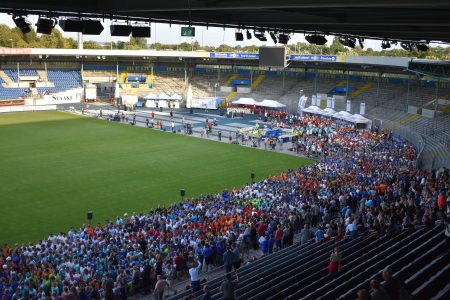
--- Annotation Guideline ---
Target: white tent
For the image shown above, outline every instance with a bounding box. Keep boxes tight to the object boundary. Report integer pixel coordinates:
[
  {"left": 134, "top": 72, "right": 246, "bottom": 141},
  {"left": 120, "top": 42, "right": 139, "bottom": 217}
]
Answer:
[
  {"left": 258, "top": 99, "right": 286, "bottom": 108},
  {"left": 302, "top": 105, "right": 323, "bottom": 114},
  {"left": 157, "top": 92, "right": 171, "bottom": 100},
  {"left": 333, "top": 110, "right": 353, "bottom": 121},
  {"left": 321, "top": 107, "right": 336, "bottom": 116},
  {"left": 232, "top": 98, "right": 257, "bottom": 106},
  {"left": 144, "top": 93, "right": 159, "bottom": 100},
  {"left": 170, "top": 93, "right": 183, "bottom": 101},
  {"left": 349, "top": 114, "right": 371, "bottom": 124}
]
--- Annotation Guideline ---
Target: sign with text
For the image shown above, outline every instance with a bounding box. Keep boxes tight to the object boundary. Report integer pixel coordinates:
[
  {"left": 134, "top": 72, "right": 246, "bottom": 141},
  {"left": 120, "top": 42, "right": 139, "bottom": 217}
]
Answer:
[
  {"left": 0, "top": 48, "right": 32, "bottom": 55},
  {"left": 209, "top": 52, "right": 259, "bottom": 59},
  {"left": 289, "top": 55, "right": 337, "bottom": 62},
  {"left": 38, "top": 89, "right": 83, "bottom": 105}
]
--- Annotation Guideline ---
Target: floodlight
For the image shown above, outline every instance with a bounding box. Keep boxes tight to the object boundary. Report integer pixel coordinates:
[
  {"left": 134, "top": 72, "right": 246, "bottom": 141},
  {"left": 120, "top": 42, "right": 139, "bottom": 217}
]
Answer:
[
  {"left": 36, "top": 17, "right": 57, "bottom": 35},
  {"left": 305, "top": 34, "right": 327, "bottom": 45},
  {"left": 278, "top": 34, "right": 290, "bottom": 45},
  {"left": 13, "top": 16, "right": 32, "bottom": 34},
  {"left": 269, "top": 32, "right": 277, "bottom": 44},
  {"left": 235, "top": 31, "right": 244, "bottom": 41},
  {"left": 416, "top": 43, "right": 429, "bottom": 51},
  {"left": 400, "top": 42, "right": 412, "bottom": 51},
  {"left": 381, "top": 41, "right": 391, "bottom": 49}
]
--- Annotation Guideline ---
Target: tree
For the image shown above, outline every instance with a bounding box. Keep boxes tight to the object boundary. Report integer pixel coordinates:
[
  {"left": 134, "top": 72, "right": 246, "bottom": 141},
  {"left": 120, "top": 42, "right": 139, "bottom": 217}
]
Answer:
[{"left": 83, "top": 40, "right": 103, "bottom": 49}]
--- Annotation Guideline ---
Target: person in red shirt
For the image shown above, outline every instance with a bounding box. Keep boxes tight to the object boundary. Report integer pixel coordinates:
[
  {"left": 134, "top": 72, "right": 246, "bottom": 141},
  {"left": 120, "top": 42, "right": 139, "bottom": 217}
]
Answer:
[
  {"left": 275, "top": 225, "right": 284, "bottom": 251},
  {"left": 437, "top": 192, "right": 445, "bottom": 208}
]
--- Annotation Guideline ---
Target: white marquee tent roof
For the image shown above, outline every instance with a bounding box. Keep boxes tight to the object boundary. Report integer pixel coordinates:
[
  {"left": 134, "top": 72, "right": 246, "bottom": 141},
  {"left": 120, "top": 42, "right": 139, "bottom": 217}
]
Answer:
[
  {"left": 333, "top": 110, "right": 353, "bottom": 120},
  {"left": 232, "top": 98, "right": 257, "bottom": 105},
  {"left": 157, "top": 92, "right": 171, "bottom": 100},
  {"left": 258, "top": 99, "right": 286, "bottom": 108},
  {"left": 144, "top": 93, "right": 159, "bottom": 99},
  {"left": 349, "top": 113, "right": 371, "bottom": 124},
  {"left": 170, "top": 93, "right": 183, "bottom": 100},
  {"left": 302, "top": 105, "right": 323, "bottom": 113}
]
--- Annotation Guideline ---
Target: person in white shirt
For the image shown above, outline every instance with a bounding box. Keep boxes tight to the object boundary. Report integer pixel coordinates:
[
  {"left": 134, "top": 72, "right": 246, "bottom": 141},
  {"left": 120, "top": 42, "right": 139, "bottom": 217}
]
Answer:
[{"left": 189, "top": 260, "right": 202, "bottom": 293}]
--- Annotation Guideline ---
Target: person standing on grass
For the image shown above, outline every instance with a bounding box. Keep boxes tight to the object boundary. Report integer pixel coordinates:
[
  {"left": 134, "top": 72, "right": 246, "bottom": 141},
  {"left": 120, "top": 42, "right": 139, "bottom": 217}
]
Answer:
[
  {"left": 171, "top": 121, "right": 175, "bottom": 132},
  {"left": 218, "top": 130, "right": 222, "bottom": 141}
]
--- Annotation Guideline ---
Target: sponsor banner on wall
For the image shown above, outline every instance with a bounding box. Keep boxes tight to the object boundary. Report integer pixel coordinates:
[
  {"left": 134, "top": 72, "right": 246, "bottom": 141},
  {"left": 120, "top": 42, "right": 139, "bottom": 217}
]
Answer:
[
  {"left": 37, "top": 89, "right": 83, "bottom": 105},
  {"left": 0, "top": 48, "right": 32, "bottom": 55},
  {"left": 289, "top": 55, "right": 337, "bottom": 62},
  {"left": 360, "top": 102, "right": 366, "bottom": 115},
  {"left": 188, "top": 97, "right": 220, "bottom": 109},
  {"left": 346, "top": 100, "right": 351, "bottom": 112},
  {"left": 327, "top": 97, "right": 332, "bottom": 108},
  {"left": 311, "top": 95, "right": 317, "bottom": 106},
  {"left": 298, "top": 95, "right": 308, "bottom": 114},
  {"left": 209, "top": 52, "right": 259, "bottom": 59}
]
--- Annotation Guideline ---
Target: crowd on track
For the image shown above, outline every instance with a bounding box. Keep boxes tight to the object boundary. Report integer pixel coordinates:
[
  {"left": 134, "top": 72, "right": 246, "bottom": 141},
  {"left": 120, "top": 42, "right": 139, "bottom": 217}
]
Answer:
[{"left": 1, "top": 114, "right": 449, "bottom": 300}]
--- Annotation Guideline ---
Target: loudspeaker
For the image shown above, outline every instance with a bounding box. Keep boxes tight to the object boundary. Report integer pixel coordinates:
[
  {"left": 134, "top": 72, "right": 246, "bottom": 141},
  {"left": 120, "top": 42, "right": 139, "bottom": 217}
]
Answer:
[
  {"left": 132, "top": 26, "right": 151, "bottom": 38},
  {"left": 83, "top": 20, "right": 104, "bottom": 35},
  {"left": 87, "top": 211, "right": 93, "bottom": 220},
  {"left": 110, "top": 25, "right": 132, "bottom": 36},
  {"left": 59, "top": 19, "right": 83, "bottom": 32},
  {"left": 180, "top": 189, "right": 185, "bottom": 197},
  {"left": 59, "top": 19, "right": 104, "bottom": 35}
]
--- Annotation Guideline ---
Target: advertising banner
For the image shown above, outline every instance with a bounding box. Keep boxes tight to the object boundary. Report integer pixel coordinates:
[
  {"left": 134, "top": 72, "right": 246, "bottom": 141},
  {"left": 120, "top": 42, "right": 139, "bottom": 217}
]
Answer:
[
  {"left": 360, "top": 102, "right": 366, "bottom": 115},
  {"left": 289, "top": 55, "right": 337, "bottom": 62},
  {"left": 37, "top": 89, "right": 83, "bottom": 105},
  {"left": 346, "top": 100, "right": 352, "bottom": 112}
]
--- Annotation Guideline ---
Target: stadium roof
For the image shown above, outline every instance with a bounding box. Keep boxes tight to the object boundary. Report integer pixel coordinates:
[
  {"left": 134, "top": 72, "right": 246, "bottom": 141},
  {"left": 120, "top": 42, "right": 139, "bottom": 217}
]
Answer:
[{"left": 1, "top": 0, "right": 450, "bottom": 43}]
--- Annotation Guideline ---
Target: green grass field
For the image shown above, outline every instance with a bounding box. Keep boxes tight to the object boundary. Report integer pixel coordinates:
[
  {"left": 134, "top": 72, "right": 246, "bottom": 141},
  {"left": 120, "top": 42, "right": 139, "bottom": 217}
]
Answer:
[{"left": 0, "top": 111, "right": 313, "bottom": 244}]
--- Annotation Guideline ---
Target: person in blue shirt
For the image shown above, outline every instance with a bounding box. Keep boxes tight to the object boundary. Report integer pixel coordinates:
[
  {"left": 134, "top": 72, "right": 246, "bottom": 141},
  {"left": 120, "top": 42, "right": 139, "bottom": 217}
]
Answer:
[
  {"left": 260, "top": 235, "right": 269, "bottom": 256},
  {"left": 315, "top": 225, "right": 325, "bottom": 243}
]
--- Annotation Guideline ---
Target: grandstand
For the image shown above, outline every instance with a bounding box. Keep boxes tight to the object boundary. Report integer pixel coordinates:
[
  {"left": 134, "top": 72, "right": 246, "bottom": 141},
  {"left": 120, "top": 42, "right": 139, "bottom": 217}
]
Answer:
[
  {"left": 0, "top": 1, "right": 449, "bottom": 299},
  {"left": 0, "top": 66, "right": 82, "bottom": 100},
  {"left": 168, "top": 224, "right": 449, "bottom": 300},
  {"left": 0, "top": 52, "right": 449, "bottom": 168}
]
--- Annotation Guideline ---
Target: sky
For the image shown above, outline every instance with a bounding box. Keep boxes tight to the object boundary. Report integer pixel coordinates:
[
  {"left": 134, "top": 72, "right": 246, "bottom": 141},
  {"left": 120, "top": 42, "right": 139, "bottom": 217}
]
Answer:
[{"left": 0, "top": 13, "right": 444, "bottom": 51}]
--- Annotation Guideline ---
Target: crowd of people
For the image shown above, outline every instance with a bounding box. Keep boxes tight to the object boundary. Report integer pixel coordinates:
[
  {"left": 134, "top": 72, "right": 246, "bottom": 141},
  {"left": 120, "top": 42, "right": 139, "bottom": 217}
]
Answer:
[{"left": 1, "top": 113, "right": 449, "bottom": 300}]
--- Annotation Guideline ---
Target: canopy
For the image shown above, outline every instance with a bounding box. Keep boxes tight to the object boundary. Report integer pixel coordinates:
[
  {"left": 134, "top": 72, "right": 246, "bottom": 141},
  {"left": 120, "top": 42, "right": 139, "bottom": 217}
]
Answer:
[
  {"left": 144, "top": 93, "right": 159, "bottom": 99},
  {"left": 158, "top": 92, "right": 171, "bottom": 100},
  {"left": 321, "top": 107, "right": 336, "bottom": 116},
  {"left": 349, "top": 114, "right": 371, "bottom": 124},
  {"left": 333, "top": 110, "right": 353, "bottom": 120},
  {"left": 170, "top": 93, "right": 183, "bottom": 101},
  {"left": 258, "top": 99, "right": 286, "bottom": 108},
  {"left": 232, "top": 98, "right": 258, "bottom": 106},
  {"left": 302, "top": 105, "right": 323, "bottom": 114}
]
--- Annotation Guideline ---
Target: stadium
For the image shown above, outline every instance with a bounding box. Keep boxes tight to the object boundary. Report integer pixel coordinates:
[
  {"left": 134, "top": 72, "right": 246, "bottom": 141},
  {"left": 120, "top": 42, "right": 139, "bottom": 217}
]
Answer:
[{"left": 0, "top": 1, "right": 449, "bottom": 300}]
